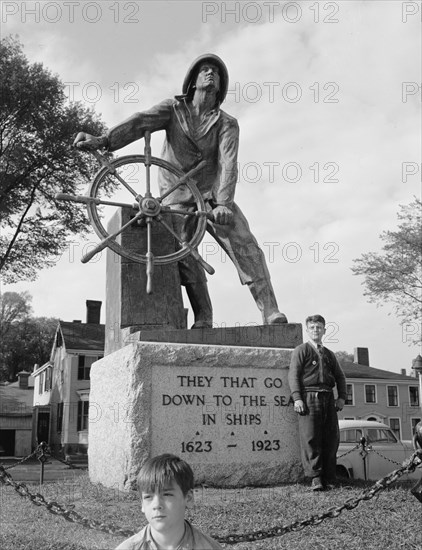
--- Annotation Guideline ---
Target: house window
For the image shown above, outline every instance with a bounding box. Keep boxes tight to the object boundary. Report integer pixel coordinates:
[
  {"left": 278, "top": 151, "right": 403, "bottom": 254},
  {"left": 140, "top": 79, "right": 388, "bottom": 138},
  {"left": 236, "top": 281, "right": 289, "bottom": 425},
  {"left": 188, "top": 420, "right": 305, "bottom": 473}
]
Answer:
[
  {"left": 39, "top": 372, "right": 44, "bottom": 394},
  {"left": 389, "top": 418, "right": 401, "bottom": 440},
  {"left": 77, "top": 401, "right": 89, "bottom": 431},
  {"left": 345, "top": 384, "right": 354, "bottom": 405},
  {"left": 56, "top": 331, "right": 63, "bottom": 347},
  {"left": 409, "top": 386, "right": 420, "bottom": 407},
  {"left": 44, "top": 368, "right": 52, "bottom": 392},
  {"left": 78, "top": 356, "right": 89, "bottom": 380},
  {"left": 57, "top": 402, "right": 63, "bottom": 433},
  {"left": 77, "top": 355, "right": 102, "bottom": 380},
  {"left": 365, "top": 384, "right": 376, "bottom": 404},
  {"left": 78, "top": 355, "right": 97, "bottom": 380},
  {"left": 387, "top": 385, "right": 399, "bottom": 407}
]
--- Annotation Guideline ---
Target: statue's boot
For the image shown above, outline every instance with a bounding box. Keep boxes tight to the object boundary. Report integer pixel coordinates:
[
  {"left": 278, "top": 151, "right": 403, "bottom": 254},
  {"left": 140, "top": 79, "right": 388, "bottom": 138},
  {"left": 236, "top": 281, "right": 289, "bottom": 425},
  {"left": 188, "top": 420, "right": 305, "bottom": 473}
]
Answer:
[
  {"left": 248, "top": 279, "right": 288, "bottom": 325},
  {"left": 185, "top": 282, "right": 213, "bottom": 329}
]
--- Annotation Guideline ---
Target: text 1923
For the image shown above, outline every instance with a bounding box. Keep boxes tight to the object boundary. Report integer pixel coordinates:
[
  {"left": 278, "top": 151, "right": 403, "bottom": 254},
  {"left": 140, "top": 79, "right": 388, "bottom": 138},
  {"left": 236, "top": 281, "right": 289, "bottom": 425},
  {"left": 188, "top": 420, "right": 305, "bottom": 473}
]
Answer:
[{"left": 252, "top": 439, "right": 281, "bottom": 451}]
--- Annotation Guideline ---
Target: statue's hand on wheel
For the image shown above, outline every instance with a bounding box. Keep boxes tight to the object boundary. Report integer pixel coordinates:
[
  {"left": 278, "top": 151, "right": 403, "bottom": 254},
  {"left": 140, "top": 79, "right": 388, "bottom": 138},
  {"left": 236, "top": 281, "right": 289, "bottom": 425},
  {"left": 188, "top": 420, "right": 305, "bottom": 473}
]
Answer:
[
  {"left": 211, "top": 205, "right": 233, "bottom": 225},
  {"left": 73, "top": 132, "right": 107, "bottom": 151}
]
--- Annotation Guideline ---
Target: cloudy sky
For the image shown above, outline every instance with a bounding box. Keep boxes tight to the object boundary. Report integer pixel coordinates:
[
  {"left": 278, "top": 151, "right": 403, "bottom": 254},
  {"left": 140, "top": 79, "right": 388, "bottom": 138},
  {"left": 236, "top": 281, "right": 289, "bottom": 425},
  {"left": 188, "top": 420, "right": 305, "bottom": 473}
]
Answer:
[{"left": 2, "top": 1, "right": 421, "bottom": 374}]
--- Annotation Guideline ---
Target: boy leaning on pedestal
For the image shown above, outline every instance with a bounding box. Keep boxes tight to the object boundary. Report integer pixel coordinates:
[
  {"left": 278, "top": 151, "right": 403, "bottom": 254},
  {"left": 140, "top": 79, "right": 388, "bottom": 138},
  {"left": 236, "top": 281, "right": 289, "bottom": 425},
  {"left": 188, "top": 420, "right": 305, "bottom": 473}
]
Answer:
[
  {"left": 115, "top": 454, "right": 223, "bottom": 550},
  {"left": 288, "top": 314, "right": 347, "bottom": 492}
]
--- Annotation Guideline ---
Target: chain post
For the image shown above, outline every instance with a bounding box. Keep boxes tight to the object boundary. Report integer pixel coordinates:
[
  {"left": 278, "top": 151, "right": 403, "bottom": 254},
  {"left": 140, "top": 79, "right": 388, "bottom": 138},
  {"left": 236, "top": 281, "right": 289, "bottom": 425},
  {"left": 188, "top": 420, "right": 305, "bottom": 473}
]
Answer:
[
  {"left": 359, "top": 436, "right": 368, "bottom": 481},
  {"left": 37, "top": 442, "right": 48, "bottom": 485}
]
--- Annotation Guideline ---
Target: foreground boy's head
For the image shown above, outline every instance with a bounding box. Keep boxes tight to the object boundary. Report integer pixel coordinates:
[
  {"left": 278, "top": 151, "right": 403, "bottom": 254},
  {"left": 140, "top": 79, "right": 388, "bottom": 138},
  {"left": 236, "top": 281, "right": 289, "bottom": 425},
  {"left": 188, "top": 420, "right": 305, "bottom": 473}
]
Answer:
[{"left": 137, "top": 454, "right": 194, "bottom": 538}]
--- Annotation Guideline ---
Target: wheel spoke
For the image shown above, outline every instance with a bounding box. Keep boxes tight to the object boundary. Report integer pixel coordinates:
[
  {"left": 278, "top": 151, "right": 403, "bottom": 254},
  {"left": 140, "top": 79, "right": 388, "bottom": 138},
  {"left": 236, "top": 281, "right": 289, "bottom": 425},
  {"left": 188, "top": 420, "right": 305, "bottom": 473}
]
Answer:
[
  {"left": 156, "top": 215, "right": 215, "bottom": 275},
  {"left": 81, "top": 211, "right": 144, "bottom": 263},
  {"left": 110, "top": 172, "right": 143, "bottom": 203},
  {"left": 144, "top": 131, "right": 152, "bottom": 197},
  {"left": 146, "top": 218, "right": 154, "bottom": 294},
  {"left": 91, "top": 150, "right": 144, "bottom": 202},
  {"left": 158, "top": 161, "right": 207, "bottom": 202},
  {"left": 55, "top": 193, "right": 137, "bottom": 209},
  {"left": 162, "top": 208, "right": 212, "bottom": 221},
  {"left": 160, "top": 208, "right": 195, "bottom": 216}
]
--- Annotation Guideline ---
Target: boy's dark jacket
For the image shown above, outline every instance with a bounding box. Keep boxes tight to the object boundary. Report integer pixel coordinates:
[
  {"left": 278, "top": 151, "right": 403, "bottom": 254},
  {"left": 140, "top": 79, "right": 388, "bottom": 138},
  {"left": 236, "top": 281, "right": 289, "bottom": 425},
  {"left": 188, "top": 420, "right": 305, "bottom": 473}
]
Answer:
[{"left": 288, "top": 342, "right": 347, "bottom": 402}]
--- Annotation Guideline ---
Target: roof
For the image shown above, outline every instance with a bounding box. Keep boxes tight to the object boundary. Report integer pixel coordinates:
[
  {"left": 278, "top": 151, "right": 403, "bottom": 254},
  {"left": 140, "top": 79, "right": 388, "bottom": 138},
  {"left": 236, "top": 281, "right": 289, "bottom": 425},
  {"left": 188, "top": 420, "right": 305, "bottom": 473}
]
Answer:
[
  {"left": 59, "top": 321, "right": 105, "bottom": 352},
  {"left": 0, "top": 383, "right": 34, "bottom": 416},
  {"left": 340, "top": 361, "right": 418, "bottom": 381},
  {"left": 339, "top": 419, "right": 390, "bottom": 430},
  {"left": 31, "top": 363, "right": 52, "bottom": 377}
]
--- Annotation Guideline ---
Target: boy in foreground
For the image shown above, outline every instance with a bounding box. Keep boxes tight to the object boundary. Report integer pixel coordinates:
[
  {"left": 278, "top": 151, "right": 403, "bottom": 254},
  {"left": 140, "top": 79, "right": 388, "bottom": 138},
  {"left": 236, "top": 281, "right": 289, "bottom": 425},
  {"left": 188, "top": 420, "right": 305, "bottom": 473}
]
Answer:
[{"left": 115, "top": 454, "right": 223, "bottom": 549}]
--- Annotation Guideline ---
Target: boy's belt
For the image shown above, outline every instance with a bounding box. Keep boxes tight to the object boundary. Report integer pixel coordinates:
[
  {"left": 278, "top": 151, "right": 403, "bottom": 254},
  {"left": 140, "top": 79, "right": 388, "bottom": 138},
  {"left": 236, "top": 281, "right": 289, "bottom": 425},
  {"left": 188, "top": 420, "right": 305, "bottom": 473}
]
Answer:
[{"left": 305, "top": 386, "right": 333, "bottom": 393}]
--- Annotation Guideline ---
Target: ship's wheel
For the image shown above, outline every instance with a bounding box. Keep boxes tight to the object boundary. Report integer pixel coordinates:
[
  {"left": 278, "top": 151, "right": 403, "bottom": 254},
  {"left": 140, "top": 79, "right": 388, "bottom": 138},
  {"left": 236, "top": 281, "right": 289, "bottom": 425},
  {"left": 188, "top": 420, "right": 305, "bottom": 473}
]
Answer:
[{"left": 55, "top": 131, "right": 214, "bottom": 293}]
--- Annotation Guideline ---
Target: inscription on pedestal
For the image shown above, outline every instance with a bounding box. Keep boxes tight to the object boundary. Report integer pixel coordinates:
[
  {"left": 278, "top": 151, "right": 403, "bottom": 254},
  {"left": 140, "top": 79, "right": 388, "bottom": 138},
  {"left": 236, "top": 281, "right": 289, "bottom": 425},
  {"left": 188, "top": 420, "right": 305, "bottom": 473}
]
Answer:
[{"left": 151, "top": 366, "right": 295, "bottom": 463}]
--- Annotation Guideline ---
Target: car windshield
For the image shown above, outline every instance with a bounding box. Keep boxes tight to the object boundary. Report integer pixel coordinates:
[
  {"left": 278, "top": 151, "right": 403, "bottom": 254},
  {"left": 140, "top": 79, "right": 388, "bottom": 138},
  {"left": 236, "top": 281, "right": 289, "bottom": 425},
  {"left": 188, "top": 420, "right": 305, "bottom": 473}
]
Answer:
[{"left": 366, "top": 428, "right": 397, "bottom": 444}]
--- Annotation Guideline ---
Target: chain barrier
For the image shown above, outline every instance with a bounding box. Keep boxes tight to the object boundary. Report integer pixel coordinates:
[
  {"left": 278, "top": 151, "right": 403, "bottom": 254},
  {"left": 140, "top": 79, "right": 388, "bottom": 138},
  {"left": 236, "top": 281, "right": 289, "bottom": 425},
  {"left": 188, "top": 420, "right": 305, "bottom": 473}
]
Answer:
[
  {"left": 0, "top": 442, "right": 86, "bottom": 472},
  {"left": 0, "top": 449, "right": 421, "bottom": 544},
  {"left": 369, "top": 446, "right": 403, "bottom": 467},
  {"left": 0, "top": 444, "right": 43, "bottom": 471},
  {"left": 0, "top": 463, "right": 137, "bottom": 538},
  {"left": 46, "top": 445, "right": 88, "bottom": 470},
  {"left": 212, "top": 450, "right": 422, "bottom": 545},
  {"left": 337, "top": 440, "right": 415, "bottom": 472},
  {"left": 336, "top": 443, "right": 360, "bottom": 459}
]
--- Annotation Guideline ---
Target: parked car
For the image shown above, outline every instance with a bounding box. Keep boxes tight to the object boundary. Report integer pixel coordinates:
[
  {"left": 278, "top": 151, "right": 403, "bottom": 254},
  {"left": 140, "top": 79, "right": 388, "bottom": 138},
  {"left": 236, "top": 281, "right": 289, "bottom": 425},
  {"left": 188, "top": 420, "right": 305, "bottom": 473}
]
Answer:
[{"left": 336, "top": 420, "right": 420, "bottom": 481}]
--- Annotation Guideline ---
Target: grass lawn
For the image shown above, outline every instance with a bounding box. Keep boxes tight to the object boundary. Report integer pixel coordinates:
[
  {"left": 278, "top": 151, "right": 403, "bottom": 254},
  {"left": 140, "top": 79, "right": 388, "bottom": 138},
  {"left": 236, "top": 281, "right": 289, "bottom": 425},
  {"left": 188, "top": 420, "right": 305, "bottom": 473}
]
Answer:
[{"left": 1, "top": 470, "right": 421, "bottom": 550}]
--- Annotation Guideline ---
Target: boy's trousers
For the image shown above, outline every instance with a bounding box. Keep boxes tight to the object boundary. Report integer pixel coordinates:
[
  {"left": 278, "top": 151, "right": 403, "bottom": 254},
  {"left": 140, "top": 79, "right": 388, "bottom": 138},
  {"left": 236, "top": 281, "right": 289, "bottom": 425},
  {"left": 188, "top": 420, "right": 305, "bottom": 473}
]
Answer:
[{"left": 298, "top": 391, "right": 340, "bottom": 480}]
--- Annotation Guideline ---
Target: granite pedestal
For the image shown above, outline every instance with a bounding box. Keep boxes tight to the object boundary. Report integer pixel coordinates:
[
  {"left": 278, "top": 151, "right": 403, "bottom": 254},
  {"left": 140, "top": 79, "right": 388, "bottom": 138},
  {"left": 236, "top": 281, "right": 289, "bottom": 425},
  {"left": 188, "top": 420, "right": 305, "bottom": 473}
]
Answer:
[{"left": 88, "top": 340, "right": 303, "bottom": 491}]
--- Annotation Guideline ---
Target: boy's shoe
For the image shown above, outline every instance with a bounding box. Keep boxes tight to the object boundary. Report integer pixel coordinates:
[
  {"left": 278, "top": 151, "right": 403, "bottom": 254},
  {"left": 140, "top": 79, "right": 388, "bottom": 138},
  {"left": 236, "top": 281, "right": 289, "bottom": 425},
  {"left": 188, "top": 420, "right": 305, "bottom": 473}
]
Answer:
[
  {"left": 311, "top": 476, "right": 324, "bottom": 491},
  {"left": 324, "top": 479, "right": 338, "bottom": 490}
]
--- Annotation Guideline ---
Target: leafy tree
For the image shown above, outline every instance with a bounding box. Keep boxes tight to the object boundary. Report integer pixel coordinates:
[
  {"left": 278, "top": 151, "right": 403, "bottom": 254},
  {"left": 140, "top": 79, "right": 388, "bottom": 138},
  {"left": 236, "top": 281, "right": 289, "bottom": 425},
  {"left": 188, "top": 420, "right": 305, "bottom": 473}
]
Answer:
[
  {"left": 0, "top": 291, "right": 32, "bottom": 380},
  {"left": 0, "top": 316, "right": 58, "bottom": 381},
  {"left": 352, "top": 198, "right": 422, "bottom": 344},
  {"left": 0, "top": 291, "right": 57, "bottom": 381},
  {"left": 0, "top": 290, "right": 32, "bottom": 341},
  {"left": 0, "top": 36, "right": 107, "bottom": 283}
]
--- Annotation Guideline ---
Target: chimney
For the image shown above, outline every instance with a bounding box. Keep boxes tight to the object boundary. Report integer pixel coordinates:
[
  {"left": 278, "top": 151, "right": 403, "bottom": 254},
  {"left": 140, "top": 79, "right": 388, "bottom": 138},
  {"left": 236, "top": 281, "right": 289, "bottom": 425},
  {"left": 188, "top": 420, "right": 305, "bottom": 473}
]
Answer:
[
  {"left": 18, "top": 370, "right": 30, "bottom": 389},
  {"left": 401, "top": 368, "right": 406, "bottom": 376},
  {"left": 354, "top": 347, "right": 369, "bottom": 366},
  {"left": 86, "top": 300, "right": 102, "bottom": 324}
]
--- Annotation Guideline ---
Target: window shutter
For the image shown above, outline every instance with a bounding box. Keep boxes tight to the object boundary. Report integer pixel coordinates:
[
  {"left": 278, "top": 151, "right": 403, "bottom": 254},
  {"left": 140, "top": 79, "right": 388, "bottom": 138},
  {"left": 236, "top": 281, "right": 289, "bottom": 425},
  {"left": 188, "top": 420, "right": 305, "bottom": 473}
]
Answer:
[
  {"left": 78, "top": 356, "right": 85, "bottom": 380},
  {"left": 77, "top": 401, "right": 82, "bottom": 431}
]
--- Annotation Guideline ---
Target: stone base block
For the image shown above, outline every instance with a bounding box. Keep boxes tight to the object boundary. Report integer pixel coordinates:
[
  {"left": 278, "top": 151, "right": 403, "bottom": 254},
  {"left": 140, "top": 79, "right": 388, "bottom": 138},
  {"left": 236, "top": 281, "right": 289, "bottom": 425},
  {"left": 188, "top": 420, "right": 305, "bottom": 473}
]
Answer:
[
  {"left": 89, "top": 342, "right": 303, "bottom": 491},
  {"left": 105, "top": 208, "right": 187, "bottom": 356},
  {"left": 129, "top": 323, "right": 302, "bottom": 349}
]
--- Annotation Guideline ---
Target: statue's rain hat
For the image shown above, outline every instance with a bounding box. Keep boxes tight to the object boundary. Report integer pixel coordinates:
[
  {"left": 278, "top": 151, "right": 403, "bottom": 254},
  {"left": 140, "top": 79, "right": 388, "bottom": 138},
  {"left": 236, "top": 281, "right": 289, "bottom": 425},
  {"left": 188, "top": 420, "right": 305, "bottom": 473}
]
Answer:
[{"left": 182, "top": 54, "right": 229, "bottom": 104}]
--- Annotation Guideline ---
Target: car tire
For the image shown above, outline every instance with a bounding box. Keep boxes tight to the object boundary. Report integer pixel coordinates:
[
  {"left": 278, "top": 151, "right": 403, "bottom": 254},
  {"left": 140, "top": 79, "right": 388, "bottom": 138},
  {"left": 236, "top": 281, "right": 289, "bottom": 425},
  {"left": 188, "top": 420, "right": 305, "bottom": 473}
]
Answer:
[{"left": 336, "top": 465, "right": 351, "bottom": 479}]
